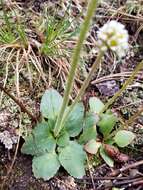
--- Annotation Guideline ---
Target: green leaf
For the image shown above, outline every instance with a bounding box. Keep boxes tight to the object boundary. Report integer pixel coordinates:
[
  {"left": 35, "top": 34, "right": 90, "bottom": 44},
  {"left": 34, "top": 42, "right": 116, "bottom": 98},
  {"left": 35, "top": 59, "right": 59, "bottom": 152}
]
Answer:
[
  {"left": 57, "top": 131, "right": 70, "bottom": 147},
  {"left": 89, "top": 97, "right": 105, "bottom": 114},
  {"left": 40, "top": 89, "right": 63, "bottom": 119},
  {"left": 79, "top": 124, "right": 97, "bottom": 144},
  {"left": 59, "top": 141, "right": 86, "bottom": 178},
  {"left": 21, "top": 122, "right": 56, "bottom": 156},
  {"left": 79, "top": 112, "right": 98, "bottom": 144},
  {"left": 32, "top": 152, "right": 60, "bottom": 180},
  {"left": 84, "top": 140, "right": 101, "bottom": 154},
  {"left": 105, "top": 138, "right": 114, "bottom": 145},
  {"left": 98, "top": 112, "right": 118, "bottom": 137},
  {"left": 64, "top": 103, "right": 84, "bottom": 137},
  {"left": 100, "top": 146, "right": 114, "bottom": 167},
  {"left": 83, "top": 112, "right": 99, "bottom": 130},
  {"left": 47, "top": 119, "right": 56, "bottom": 131},
  {"left": 114, "top": 130, "right": 135, "bottom": 147}
]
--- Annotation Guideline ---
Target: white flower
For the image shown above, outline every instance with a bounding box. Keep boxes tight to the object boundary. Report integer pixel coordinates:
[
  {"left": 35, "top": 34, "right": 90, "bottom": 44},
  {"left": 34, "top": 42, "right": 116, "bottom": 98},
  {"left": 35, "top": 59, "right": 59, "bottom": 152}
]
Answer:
[{"left": 97, "top": 20, "right": 129, "bottom": 57}]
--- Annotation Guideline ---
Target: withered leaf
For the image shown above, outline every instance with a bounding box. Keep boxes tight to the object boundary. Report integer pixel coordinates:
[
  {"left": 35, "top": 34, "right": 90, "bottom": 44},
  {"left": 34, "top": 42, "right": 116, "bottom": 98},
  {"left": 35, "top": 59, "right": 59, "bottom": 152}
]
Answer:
[
  {"left": 96, "top": 80, "right": 119, "bottom": 97},
  {"left": 103, "top": 144, "right": 129, "bottom": 163}
]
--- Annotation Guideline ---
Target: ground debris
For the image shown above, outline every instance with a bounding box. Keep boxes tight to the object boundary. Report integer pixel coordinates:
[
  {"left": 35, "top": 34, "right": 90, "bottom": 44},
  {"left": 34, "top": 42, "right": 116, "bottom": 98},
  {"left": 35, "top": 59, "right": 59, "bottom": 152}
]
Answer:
[
  {"left": 0, "top": 130, "right": 18, "bottom": 150},
  {"left": 96, "top": 80, "right": 119, "bottom": 97},
  {"left": 0, "top": 109, "right": 11, "bottom": 129}
]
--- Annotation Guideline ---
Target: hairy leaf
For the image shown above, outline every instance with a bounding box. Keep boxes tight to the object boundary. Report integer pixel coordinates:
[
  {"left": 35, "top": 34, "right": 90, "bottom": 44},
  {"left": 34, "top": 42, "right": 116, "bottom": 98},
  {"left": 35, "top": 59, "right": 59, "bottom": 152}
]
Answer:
[
  {"left": 64, "top": 103, "right": 84, "bottom": 137},
  {"left": 21, "top": 122, "right": 56, "bottom": 155},
  {"left": 32, "top": 152, "right": 60, "bottom": 180},
  {"left": 59, "top": 141, "right": 86, "bottom": 178},
  {"left": 40, "top": 89, "right": 63, "bottom": 119},
  {"left": 57, "top": 130, "right": 70, "bottom": 147}
]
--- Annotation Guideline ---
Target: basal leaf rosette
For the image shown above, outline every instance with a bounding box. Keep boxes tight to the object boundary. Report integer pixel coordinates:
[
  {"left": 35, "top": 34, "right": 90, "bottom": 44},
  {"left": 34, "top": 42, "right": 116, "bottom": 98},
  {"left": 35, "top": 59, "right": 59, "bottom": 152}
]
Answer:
[{"left": 97, "top": 20, "right": 129, "bottom": 57}]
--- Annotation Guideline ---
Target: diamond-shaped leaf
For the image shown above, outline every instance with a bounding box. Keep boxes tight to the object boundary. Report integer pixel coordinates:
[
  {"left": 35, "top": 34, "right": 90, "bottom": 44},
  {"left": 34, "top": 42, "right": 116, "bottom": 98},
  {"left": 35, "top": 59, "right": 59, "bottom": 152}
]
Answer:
[
  {"left": 114, "top": 130, "right": 135, "bottom": 147},
  {"left": 40, "top": 89, "right": 63, "bottom": 119},
  {"left": 89, "top": 97, "right": 104, "bottom": 114},
  {"left": 32, "top": 152, "right": 60, "bottom": 180},
  {"left": 21, "top": 122, "right": 56, "bottom": 156},
  {"left": 64, "top": 103, "right": 84, "bottom": 137},
  {"left": 59, "top": 141, "right": 86, "bottom": 178}
]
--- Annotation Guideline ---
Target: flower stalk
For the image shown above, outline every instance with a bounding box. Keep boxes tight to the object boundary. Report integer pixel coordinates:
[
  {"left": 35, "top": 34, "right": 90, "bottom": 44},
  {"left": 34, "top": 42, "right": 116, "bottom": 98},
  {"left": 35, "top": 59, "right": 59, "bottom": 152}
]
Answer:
[
  {"left": 54, "top": 0, "right": 99, "bottom": 137},
  {"left": 61, "top": 50, "right": 104, "bottom": 126}
]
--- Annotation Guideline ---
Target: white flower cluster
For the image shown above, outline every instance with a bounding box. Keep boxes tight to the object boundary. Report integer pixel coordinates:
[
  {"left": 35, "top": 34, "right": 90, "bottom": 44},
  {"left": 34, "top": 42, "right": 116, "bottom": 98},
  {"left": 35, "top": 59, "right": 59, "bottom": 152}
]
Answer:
[
  {"left": 0, "top": 130, "right": 18, "bottom": 150},
  {"left": 97, "top": 20, "right": 129, "bottom": 57}
]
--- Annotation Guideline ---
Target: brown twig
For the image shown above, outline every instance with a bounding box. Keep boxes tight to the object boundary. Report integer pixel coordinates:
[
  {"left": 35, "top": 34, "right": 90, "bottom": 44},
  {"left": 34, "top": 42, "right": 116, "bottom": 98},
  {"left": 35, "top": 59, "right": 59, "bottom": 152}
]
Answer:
[
  {"left": 114, "top": 177, "right": 143, "bottom": 186},
  {"left": 91, "top": 71, "right": 143, "bottom": 85},
  {"left": 83, "top": 176, "right": 139, "bottom": 181},
  {"left": 132, "top": 180, "right": 143, "bottom": 186},
  {"left": 76, "top": 176, "right": 143, "bottom": 188},
  {"left": 0, "top": 84, "right": 37, "bottom": 122},
  {"left": 110, "top": 160, "right": 143, "bottom": 177}
]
